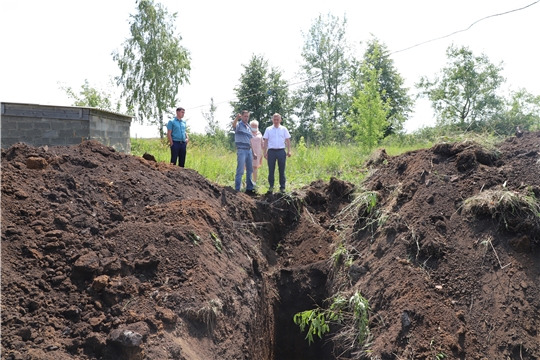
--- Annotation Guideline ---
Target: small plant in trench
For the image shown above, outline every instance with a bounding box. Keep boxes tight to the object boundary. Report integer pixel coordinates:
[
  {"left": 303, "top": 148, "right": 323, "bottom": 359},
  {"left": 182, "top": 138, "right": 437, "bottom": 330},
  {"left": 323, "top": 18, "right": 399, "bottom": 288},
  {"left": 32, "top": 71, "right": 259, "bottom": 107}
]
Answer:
[
  {"left": 293, "top": 291, "right": 370, "bottom": 348},
  {"left": 332, "top": 190, "right": 384, "bottom": 238},
  {"left": 189, "top": 231, "right": 201, "bottom": 245},
  {"left": 331, "top": 242, "right": 352, "bottom": 268},
  {"left": 335, "top": 190, "right": 378, "bottom": 224},
  {"left": 429, "top": 338, "right": 447, "bottom": 359},
  {"left": 332, "top": 242, "right": 355, "bottom": 268},
  {"left": 210, "top": 232, "right": 222, "bottom": 253}
]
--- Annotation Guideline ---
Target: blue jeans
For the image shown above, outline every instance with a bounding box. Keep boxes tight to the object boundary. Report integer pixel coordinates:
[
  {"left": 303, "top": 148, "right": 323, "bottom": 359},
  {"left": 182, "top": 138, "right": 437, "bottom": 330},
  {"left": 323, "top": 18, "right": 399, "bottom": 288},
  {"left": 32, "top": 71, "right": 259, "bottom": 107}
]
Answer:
[
  {"left": 267, "top": 149, "right": 286, "bottom": 190},
  {"left": 235, "top": 148, "right": 254, "bottom": 191},
  {"left": 170, "top": 141, "right": 187, "bottom": 167}
]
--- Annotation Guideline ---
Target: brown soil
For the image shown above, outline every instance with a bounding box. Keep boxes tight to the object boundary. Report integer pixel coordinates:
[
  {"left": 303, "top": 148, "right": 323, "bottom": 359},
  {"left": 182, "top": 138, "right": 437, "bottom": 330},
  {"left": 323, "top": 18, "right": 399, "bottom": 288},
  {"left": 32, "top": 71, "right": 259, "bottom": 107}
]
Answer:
[{"left": 1, "top": 133, "right": 539, "bottom": 360}]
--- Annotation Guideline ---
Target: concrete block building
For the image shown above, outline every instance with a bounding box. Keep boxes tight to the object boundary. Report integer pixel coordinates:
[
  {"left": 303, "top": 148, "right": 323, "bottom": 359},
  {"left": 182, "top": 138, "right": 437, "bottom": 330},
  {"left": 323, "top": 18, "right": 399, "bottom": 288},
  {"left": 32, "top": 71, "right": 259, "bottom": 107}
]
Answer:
[{"left": 0, "top": 102, "right": 133, "bottom": 153}]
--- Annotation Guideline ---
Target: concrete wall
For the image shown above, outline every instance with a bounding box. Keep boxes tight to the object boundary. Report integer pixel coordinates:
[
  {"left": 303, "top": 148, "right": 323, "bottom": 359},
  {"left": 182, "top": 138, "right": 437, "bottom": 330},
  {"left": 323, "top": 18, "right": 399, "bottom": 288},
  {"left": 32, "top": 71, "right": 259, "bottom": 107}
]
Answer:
[
  {"left": 1, "top": 102, "right": 132, "bottom": 153},
  {"left": 88, "top": 111, "right": 132, "bottom": 153}
]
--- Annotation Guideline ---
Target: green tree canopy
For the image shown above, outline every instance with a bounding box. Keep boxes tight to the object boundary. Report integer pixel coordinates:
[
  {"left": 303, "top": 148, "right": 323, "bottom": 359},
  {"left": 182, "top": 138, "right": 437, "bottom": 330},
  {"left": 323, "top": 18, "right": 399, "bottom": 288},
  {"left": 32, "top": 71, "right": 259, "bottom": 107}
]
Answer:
[
  {"left": 351, "top": 38, "right": 413, "bottom": 136},
  {"left": 346, "top": 65, "right": 389, "bottom": 151},
  {"left": 492, "top": 88, "right": 540, "bottom": 134},
  {"left": 294, "top": 13, "right": 351, "bottom": 143},
  {"left": 266, "top": 68, "right": 293, "bottom": 126},
  {"left": 230, "top": 54, "right": 292, "bottom": 128},
  {"left": 416, "top": 44, "right": 505, "bottom": 131},
  {"left": 59, "top": 79, "right": 121, "bottom": 112},
  {"left": 113, "top": 0, "right": 191, "bottom": 138},
  {"left": 202, "top": 98, "right": 220, "bottom": 136},
  {"left": 201, "top": 97, "right": 228, "bottom": 146}
]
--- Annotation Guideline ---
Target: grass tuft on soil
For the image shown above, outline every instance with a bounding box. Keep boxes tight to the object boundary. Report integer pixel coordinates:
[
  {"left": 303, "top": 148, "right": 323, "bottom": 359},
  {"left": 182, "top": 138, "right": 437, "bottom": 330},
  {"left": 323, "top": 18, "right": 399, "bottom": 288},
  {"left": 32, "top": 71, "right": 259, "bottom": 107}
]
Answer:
[{"left": 462, "top": 189, "right": 540, "bottom": 235}]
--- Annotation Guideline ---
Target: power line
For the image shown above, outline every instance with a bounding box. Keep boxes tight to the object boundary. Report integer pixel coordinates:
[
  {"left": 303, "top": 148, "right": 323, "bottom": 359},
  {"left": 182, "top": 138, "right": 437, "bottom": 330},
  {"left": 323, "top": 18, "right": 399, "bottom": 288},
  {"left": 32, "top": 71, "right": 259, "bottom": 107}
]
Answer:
[
  {"left": 390, "top": 0, "right": 539, "bottom": 55},
  {"left": 187, "top": 1, "right": 538, "bottom": 113}
]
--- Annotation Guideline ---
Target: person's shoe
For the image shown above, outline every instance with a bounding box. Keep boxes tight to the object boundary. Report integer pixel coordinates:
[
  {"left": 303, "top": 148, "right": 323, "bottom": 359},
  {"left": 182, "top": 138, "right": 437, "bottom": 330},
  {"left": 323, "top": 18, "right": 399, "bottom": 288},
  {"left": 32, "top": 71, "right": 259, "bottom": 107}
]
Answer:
[
  {"left": 245, "top": 189, "right": 257, "bottom": 196},
  {"left": 266, "top": 187, "right": 274, "bottom": 194},
  {"left": 279, "top": 188, "right": 286, "bottom": 193}
]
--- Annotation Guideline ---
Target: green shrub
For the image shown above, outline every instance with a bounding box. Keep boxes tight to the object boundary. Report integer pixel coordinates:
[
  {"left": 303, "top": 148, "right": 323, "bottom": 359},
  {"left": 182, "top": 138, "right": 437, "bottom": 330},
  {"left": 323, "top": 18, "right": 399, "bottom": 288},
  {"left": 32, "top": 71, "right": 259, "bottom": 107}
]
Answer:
[{"left": 293, "top": 291, "right": 370, "bottom": 347}]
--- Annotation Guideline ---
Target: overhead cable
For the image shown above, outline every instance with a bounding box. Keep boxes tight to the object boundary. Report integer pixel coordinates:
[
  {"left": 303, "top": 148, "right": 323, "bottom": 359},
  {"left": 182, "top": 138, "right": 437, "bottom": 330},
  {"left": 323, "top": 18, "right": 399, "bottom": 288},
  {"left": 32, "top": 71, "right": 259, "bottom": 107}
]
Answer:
[
  {"left": 187, "top": 1, "right": 539, "bottom": 112},
  {"left": 390, "top": 0, "right": 539, "bottom": 55}
]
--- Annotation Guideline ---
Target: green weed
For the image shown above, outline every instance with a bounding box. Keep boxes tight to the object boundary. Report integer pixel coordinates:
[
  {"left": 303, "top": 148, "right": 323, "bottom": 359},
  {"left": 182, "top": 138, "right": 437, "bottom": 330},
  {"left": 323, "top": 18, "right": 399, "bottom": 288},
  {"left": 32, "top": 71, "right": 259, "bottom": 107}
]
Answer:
[
  {"left": 293, "top": 291, "right": 370, "bottom": 348},
  {"left": 188, "top": 231, "right": 201, "bottom": 245},
  {"left": 331, "top": 243, "right": 351, "bottom": 268},
  {"left": 210, "top": 232, "right": 222, "bottom": 253}
]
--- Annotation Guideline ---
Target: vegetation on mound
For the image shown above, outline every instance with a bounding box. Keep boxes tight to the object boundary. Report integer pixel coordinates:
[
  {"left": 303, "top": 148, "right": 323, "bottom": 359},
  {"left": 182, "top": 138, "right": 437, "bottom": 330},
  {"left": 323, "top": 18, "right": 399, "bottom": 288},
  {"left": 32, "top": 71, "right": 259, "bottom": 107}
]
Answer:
[{"left": 462, "top": 188, "right": 540, "bottom": 237}]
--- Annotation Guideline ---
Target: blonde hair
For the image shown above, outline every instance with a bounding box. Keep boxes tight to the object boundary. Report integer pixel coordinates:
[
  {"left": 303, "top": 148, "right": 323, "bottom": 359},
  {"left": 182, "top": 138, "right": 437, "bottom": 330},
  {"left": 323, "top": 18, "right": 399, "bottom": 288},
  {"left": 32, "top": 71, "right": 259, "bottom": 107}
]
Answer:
[{"left": 250, "top": 120, "right": 259, "bottom": 127}]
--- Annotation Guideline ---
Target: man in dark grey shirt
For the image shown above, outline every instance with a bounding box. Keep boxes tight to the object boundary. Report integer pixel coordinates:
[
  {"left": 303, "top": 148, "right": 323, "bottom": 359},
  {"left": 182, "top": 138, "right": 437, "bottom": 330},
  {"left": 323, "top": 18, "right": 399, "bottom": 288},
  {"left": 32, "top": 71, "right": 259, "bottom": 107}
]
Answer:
[{"left": 232, "top": 110, "right": 257, "bottom": 194}]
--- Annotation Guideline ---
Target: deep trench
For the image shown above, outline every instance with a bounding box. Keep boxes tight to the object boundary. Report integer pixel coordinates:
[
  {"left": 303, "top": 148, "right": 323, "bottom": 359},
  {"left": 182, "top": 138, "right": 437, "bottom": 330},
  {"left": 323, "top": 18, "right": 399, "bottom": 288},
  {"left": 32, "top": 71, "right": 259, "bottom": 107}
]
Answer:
[
  {"left": 254, "top": 205, "right": 335, "bottom": 360},
  {"left": 272, "top": 263, "right": 332, "bottom": 359}
]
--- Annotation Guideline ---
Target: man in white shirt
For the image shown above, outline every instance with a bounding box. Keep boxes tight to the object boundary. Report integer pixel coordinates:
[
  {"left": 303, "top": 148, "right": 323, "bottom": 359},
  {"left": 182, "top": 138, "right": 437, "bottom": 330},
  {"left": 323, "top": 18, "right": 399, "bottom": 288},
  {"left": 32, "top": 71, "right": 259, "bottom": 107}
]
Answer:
[{"left": 262, "top": 113, "right": 291, "bottom": 193}]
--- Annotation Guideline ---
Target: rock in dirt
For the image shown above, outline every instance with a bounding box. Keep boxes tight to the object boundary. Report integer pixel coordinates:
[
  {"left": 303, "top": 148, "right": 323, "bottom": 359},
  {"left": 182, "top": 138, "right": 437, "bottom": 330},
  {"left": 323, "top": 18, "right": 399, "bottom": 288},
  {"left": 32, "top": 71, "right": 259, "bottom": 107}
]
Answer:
[
  {"left": 73, "top": 251, "right": 100, "bottom": 273},
  {"left": 26, "top": 156, "right": 48, "bottom": 170}
]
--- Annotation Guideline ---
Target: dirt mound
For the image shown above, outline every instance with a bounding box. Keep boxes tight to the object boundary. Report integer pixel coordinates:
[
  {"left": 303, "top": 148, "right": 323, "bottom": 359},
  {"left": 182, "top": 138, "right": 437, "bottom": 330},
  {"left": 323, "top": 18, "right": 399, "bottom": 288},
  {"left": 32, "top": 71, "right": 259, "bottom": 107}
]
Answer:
[
  {"left": 1, "top": 133, "right": 540, "bottom": 359},
  {"left": 353, "top": 132, "right": 540, "bottom": 359}
]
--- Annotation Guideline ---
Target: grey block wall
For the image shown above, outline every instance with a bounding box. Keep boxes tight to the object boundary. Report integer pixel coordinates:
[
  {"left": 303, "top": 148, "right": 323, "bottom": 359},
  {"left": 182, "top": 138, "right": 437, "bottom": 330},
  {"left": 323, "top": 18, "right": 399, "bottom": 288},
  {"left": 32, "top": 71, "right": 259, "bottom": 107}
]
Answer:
[
  {"left": 1, "top": 102, "right": 132, "bottom": 153},
  {"left": 89, "top": 111, "right": 132, "bottom": 153}
]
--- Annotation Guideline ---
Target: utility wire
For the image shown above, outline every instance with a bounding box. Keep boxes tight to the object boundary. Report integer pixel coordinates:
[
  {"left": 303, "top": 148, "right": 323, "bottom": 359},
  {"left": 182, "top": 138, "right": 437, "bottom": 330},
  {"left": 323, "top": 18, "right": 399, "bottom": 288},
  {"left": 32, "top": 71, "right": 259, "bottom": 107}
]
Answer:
[
  {"left": 390, "top": 0, "right": 539, "bottom": 55},
  {"left": 187, "top": 1, "right": 539, "bottom": 112}
]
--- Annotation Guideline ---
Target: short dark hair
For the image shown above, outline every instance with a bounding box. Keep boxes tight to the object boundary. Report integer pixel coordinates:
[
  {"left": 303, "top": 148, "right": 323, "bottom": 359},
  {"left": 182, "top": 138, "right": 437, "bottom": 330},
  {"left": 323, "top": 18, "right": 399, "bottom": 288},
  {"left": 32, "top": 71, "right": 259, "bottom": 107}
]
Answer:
[
  {"left": 241, "top": 110, "right": 250, "bottom": 115},
  {"left": 176, "top": 107, "right": 185, "bottom": 111}
]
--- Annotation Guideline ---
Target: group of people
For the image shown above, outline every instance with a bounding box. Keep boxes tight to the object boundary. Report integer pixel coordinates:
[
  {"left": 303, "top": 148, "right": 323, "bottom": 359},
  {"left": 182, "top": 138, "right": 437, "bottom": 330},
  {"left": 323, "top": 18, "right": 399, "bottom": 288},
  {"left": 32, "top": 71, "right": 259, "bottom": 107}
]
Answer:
[
  {"left": 166, "top": 107, "right": 291, "bottom": 194},
  {"left": 232, "top": 110, "right": 291, "bottom": 194}
]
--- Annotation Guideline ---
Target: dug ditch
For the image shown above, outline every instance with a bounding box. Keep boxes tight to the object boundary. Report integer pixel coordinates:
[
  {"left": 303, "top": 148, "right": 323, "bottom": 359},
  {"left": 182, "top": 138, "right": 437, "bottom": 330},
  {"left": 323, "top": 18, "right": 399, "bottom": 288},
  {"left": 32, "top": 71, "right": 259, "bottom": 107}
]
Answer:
[{"left": 3, "top": 133, "right": 540, "bottom": 359}]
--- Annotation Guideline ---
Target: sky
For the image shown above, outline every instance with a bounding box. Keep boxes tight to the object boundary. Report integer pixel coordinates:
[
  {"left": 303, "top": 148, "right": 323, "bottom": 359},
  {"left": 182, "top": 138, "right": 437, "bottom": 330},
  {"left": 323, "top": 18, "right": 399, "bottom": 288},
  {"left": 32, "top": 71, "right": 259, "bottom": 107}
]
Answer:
[{"left": 1, "top": 0, "right": 539, "bottom": 138}]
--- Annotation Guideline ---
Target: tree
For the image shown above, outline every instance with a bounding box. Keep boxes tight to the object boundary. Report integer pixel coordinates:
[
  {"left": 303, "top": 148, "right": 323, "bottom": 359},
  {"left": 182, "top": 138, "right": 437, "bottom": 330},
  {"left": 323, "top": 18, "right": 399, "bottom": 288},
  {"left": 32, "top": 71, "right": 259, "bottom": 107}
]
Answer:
[
  {"left": 416, "top": 44, "right": 504, "bottom": 131},
  {"left": 113, "top": 0, "right": 191, "bottom": 138},
  {"left": 201, "top": 98, "right": 228, "bottom": 147},
  {"left": 351, "top": 38, "right": 413, "bottom": 136},
  {"left": 492, "top": 88, "right": 540, "bottom": 134},
  {"left": 59, "top": 79, "right": 121, "bottom": 112},
  {"left": 294, "top": 13, "right": 351, "bottom": 143},
  {"left": 230, "top": 54, "right": 269, "bottom": 124},
  {"left": 203, "top": 98, "right": 220, "bottom": 136},
  {"left": 265, "top": 68, "right": 293, "bottom": 127},
  {"left": 346, "top": 65, "right": 389, "bottom": 151},
  {"left": 230, "top": 54, "right": 292, "bottom": 127}
]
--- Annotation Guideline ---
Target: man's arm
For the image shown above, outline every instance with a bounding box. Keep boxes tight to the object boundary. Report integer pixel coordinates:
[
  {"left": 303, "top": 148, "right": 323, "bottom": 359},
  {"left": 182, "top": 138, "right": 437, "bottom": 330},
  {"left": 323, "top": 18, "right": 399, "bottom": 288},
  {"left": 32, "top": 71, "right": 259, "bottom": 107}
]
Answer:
[
  {"left": 232, "top": 114, "right": 241, "bottom": 130},
  {"left": 262, "top": 137, "right": 268, "bottom": 159},
  {"left": 167, "top": 129, "right": 173, "bottom": 146},
  {"left": 185, "top": 131, "right": 189, "bottom": 144},
  {"left": 285, "top": 138, "right": 291, "bottom": 157}
]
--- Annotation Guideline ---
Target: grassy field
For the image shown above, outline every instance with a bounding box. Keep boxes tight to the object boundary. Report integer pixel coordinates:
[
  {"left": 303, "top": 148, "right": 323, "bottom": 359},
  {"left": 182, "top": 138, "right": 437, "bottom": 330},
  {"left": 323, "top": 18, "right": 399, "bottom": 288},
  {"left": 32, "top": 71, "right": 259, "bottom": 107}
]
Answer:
[
  {"left": 131, "top": 130, "right": 509, "bottom": 192},
  {"left": 131, "top": 135, "right": 435, "bottom": 193}
]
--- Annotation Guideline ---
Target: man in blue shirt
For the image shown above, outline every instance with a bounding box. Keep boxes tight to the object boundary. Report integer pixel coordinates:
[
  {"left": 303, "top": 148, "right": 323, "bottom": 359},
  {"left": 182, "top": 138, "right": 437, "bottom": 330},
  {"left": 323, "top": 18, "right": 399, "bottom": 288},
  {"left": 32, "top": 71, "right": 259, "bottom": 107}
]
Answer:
[
  {"left": 167, "top": 107, "right": 189, "bottom": 167},
  {"left": 232, "top": 110, "right": 256, "bottom": 194}
]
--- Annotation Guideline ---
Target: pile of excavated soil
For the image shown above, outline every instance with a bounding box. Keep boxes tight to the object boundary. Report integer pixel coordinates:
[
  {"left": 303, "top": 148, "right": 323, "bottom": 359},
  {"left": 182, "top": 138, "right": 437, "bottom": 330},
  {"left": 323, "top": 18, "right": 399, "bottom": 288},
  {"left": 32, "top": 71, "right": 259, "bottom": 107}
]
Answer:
[
  {"left": 1, "top": 132, "right": 539, "bottom": 360},
  {"left": 0, "top": 140, "right": 342, "bottom": 360},
  {"left": 341, "top": 132, "right": 540, "bottom": 359}
]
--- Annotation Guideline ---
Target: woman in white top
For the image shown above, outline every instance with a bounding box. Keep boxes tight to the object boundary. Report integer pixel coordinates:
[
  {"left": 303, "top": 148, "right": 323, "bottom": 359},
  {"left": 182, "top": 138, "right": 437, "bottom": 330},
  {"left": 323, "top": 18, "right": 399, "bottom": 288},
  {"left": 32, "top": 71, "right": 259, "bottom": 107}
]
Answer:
[{"left": 250, "top": 120, "right": 264, "bottom": 185}]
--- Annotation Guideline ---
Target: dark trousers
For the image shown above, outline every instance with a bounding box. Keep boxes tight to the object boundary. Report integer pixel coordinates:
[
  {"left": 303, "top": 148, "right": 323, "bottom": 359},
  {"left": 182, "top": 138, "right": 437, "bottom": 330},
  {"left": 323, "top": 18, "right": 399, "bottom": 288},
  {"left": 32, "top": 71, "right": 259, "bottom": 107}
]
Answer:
[
  {"left": 170, "top": 141, "right": 187, "bottom": 167},
  {"left": 267, "top": 149, "right": 286, "bottom": 190}
]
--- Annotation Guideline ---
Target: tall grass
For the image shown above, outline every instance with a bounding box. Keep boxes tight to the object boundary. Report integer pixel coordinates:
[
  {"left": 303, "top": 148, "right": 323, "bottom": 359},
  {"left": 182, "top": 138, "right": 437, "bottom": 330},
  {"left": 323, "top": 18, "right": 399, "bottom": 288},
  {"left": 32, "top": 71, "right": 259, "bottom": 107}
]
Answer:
[
  {"left": 131, "top": 137, "right": 170, "bottom": 162},
  {"left": 130, "top": 134, "right": 433, "bottom": 191}
]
